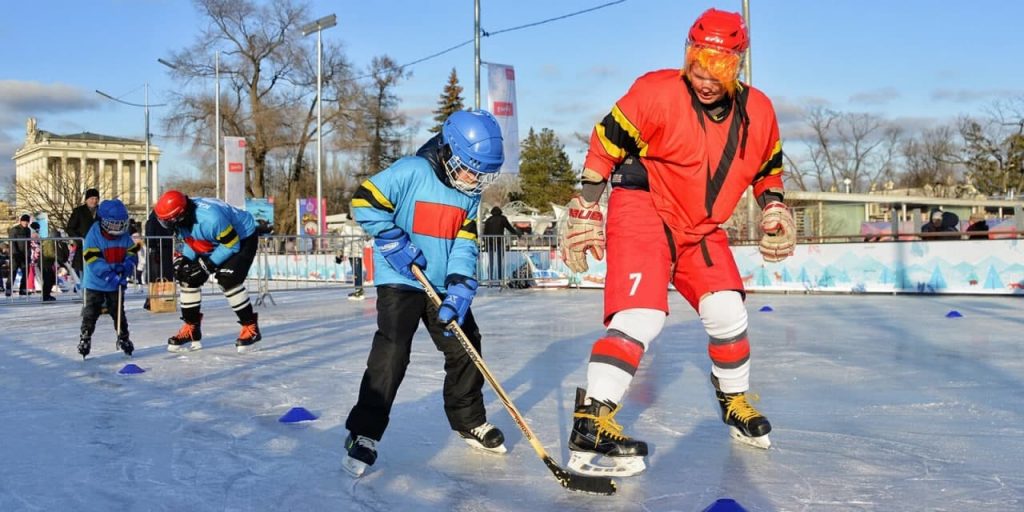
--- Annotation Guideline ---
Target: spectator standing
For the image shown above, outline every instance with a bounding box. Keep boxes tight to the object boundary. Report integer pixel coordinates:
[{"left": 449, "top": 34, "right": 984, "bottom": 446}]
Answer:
[
  {"left": 921, "top": 209, "right": 959, "bottom": 238},
  {"left": 66, "top": 188, "right": 100, "bottom": 278},
  {"left": 31, "top": 221, "right": 57, "bottom": 302},
  {"left": 965, "top": 212, "right": 989, "bottom": 240},
  {"left": 0, "top": 243, "right": 10, "bottom": 295},
  {"left": 482, "top": 206, "right": 519, "bottom": 283},
  {"left": 7, "top": 214, "right": 32, "bottom": 296}
]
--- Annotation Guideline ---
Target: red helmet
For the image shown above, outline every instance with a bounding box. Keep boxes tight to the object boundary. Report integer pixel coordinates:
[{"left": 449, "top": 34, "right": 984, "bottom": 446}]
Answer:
[
  {"left": 688, "top": 8, "right": 748, "bottom": 54},
  {"left": 154, "top": 190, "right": 188, "bottom": 226}
]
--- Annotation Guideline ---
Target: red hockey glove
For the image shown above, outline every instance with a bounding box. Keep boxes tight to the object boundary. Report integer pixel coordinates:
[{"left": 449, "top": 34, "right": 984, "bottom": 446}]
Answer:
[
  {"left": 759, "top": 202, "right": 796, "bottom": 263},
  {"left": 560, "top": 195, "right": 605, "bottom": 273}
]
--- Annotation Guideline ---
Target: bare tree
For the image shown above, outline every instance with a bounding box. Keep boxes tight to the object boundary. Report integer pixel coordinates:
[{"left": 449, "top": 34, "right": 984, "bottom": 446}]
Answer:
[
  {"left": 899, "top": 125, "right": 960, "bottom": 189},
  {"left": 160, "top": 0, "right": 362, "bottom": 236},
  {"left": 957, "top": 98, "right": 1024, "bottom": 196},
  {"left": 15, "top": 170, "right": 113, "bottom": 231},
  {"left": 795, "top": 107, "right": 902, "bottom": 193}
]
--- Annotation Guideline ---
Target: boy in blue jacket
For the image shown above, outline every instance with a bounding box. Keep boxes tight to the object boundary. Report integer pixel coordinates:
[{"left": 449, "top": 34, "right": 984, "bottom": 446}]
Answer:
[
  {"left": 342, "top": 110, "right": 506, "bottom": 477},
  {"left": 78, "top": 199, "right": 138, "bottom": 359}
]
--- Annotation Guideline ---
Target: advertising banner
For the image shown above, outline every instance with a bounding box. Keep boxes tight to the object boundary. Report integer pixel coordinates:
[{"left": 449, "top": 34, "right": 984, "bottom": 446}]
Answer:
[
  {"left": 486, "top": 62, "right": 519, "bottom": 174},
  {"left": 223, "top": 136, "right": 247, "bottom": 209}
]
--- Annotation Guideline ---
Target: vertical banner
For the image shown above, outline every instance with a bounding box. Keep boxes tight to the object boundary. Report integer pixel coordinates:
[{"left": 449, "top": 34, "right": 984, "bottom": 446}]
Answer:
[
  {"left": 223, "top": 136, "right": 247, "bottom": 209},
  {"left": 486, "top": 62, "right": 519, "bottom": 174},
  {"left": 296, "top": 197, "right": 327, "bottom": 252}
]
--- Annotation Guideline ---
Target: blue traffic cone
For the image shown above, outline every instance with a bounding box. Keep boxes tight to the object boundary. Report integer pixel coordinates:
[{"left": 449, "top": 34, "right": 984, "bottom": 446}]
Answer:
[
  {"left": 118, "top": 363, "right": 145, "bottom": 375},
  {"left": 759, "top": 305, "right": 774, "bottom": 312},
  {"left": 703, "top": 498, "right": 748, "bottom": 512},
  {"left": 945, "top": 310, "right": 963, "bottom": 318},
  {"left": 279, "top": 407, "right": 318, "bottom": 423}
]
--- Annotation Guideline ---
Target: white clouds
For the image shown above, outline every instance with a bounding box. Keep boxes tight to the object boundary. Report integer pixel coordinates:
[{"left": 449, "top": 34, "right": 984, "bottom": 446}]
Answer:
[
  {"left": 0, "top": 80, "right": 98, "bottom": 126},
  {"left": 849, "top": 87, "right": 901, "bottom": 106},
  {"left": 930, "top": 88, "right": 1024, "bottom": 103}
]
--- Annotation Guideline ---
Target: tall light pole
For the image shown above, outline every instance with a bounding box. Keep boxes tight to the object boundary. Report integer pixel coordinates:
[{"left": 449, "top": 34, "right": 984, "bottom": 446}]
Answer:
[
  {"left": 474, "top": 0, "right": 481, "bottom": 110},
  {"left": 96, "top": 84, "right": 167, "bottom": 208},
  {"left": 158, "top": 54, "right": 222, "bottom": 199},
  {"left": 300, "top": 13, "right": 337, "bottom": 238}
]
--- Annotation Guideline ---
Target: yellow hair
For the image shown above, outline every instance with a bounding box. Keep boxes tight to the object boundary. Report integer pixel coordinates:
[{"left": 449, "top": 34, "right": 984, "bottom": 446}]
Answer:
[{"left": 683, "top": 45, "right": 741, "bottom": 95}]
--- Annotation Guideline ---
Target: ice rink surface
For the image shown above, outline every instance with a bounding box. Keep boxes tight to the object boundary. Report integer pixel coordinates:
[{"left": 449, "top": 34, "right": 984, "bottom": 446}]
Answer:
[{"left": 1, "top": 287, "right": 1021, "bottom": 511}]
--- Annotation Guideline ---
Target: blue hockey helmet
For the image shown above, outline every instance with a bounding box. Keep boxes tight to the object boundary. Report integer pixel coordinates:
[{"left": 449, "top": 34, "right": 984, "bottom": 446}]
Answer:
[
  {"left": 441, "top": 110, "right": 504, "bottom": 195},
  {"left": 98, "top": 199, "right": 130, "bottom": 236}
]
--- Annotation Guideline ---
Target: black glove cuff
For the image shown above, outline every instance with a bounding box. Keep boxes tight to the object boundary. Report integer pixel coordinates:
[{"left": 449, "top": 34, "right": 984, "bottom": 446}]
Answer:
[{"left": 444, "top": 273, "right": 473, "bottom": 287}]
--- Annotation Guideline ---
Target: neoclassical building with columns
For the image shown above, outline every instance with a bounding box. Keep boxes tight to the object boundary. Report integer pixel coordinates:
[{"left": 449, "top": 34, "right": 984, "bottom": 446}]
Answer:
[{"left": 13, "top": 117, "right": 160, "bottom": 216}]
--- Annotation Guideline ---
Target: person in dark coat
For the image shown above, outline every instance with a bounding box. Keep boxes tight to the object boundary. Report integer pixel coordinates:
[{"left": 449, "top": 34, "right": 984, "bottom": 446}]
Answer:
[
  {"left": 30, "top": 222, "right": 57, "bottom": 302},
  {"left": 7, "top": 214, "right": 32, "bottom": 295},
  {"left": 921, "top": 209, "right": 959, "bottom": 238},
  {"left": 143, "top": 209, "right": 176, "bottom": 310},
  {"left": 66, "top": 188, "right": 100, "bottom": 276},
  {"left": 482, "top": 206, "right": 519, "bottom": 283},
  {"left": 965, "top": 212, "right": 989, "bottom": 240}
]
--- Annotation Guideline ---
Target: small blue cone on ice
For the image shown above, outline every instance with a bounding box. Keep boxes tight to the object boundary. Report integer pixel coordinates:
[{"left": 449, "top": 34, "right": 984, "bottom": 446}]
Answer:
[
  {"left": 759, "top": 305, "right": 774, "bottom": 312},
  {"left": 118, "top": 364, "right": 145, "bottom": 375},
  {"left": 279, "top": 407, "right": 318, "bottom": 423},
  {"left": 703, "top": 498, "right": 748, "bottom": 512},
  {"left": 945, "top": 310, "right": 963, "bottom": 318}
]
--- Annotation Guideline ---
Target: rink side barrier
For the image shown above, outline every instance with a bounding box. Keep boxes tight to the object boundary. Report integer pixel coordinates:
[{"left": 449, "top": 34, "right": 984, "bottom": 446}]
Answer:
[{"left": 4, "top": 231, "right": 1024, "bottom": 306}]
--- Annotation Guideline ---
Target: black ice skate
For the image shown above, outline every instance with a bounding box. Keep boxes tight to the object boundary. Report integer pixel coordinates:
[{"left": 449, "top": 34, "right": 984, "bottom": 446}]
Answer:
[
  {"left": 235, "top": 313, "right": 261, "bottom": 353},
  {"left": 116, "top": 334, "right": 134, "bottom": 357},
  {"left": 457, "top": 422, "right": 507, "bottom": 454},
  {"left": 567, "top": 388, "right": 648, "bottom": 477},
  {"left": 77, "top": 333, "right": 91, "bottom": 359},
  {"left": 168, "top": 315, "right": 203, "bottom": 353},
  {"left": 342, "top": 433, "right": 378, "bottom": 478},
  {"left": 711, "top": 374, "right": 772, "bottom": 449},
  {"left": 347, "top": 288, "right": 365, "bottom": 301}
]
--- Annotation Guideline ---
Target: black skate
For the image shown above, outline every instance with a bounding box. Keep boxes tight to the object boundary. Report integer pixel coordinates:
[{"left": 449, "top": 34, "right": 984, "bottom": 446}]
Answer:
[
  {"left": 457, "top": 422, "right": 507, "bottom": 454},
  {"left": 168, "top": 314, "right": 203, "bottom": 353},
  {"left": 235, "top": 313, "right": 261, "bottom": 353},
  {"left": 347, "top": 288, "right": 365, "bottom": 301},
  {"left": 77, "top": 335, "right": 91, "bottom": 359},
  {"left": 567, "top": 388, "right": 648, "bottom": 477},
  {"left": 116, "top": 335, "right": 134, "bottom": 357},
  {"left": 711, "top": 374, "right": 772, "bottom": 449},
  {"left": 342, "top": 433, "right": 378, "bottom": 477}
]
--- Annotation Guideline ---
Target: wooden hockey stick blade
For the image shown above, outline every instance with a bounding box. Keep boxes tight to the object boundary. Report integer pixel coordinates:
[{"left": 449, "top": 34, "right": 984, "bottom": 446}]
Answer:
[
  {"left": 543, "top": 456, "right": 616, "bottom": 495},
  {"left": 411, "top": 266, "right": 616, "bottom": 495}
]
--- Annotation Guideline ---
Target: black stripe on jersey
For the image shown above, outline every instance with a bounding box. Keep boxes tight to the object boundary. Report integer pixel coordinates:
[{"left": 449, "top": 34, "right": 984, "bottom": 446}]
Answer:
[
  {"left": 599, "top": 113, "right": 643, "bottom": 157},
  {"left": 352, "top": 185, "right": 395, "bottom": 213},
  {"left": 753, "top": 147, "right": 784, "bottom": 182},
  {"left": 83, "top": 247, "right": 101, "bottom": 263},
  {"left": 216, "top": 226, "right": 239, "bottom": 246}
]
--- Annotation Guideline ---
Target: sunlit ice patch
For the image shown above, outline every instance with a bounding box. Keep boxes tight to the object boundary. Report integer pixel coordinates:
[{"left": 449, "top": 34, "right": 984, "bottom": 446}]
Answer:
[
  {"left": 684, "top": 43, "right": 743, "bottom": 91},
  {"left": 445, "top": 154, "right": 498, "bottom": 196}
]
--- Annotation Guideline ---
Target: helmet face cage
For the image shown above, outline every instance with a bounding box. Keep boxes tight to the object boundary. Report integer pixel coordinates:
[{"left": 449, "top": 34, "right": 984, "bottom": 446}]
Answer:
[
  {"left": 444, "top": 152, "right": 498, "bottom": 196},
  {"left": 156, "top": 213, "right": 183, "bottom": 230},
  {"left": 101, "top": 217, "right": 130, "bottom": 236}
]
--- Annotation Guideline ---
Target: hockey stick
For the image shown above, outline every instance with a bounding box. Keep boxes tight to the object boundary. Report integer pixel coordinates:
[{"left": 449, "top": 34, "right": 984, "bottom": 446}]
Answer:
[
  {"left": 116, "top": 284, "right": 123, "bottom": 350},
  {"left": 411, "top": 265, "right": 615, "bottom": 495}
]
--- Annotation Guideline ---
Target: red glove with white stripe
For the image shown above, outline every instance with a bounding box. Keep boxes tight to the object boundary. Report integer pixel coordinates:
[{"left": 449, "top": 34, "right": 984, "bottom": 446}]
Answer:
[{"left": 560, "top": 195, "right": 605, "bottom": 273}]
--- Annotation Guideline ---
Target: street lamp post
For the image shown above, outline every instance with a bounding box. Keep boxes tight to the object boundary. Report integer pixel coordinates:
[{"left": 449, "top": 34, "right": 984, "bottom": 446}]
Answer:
[
  {"left": 300, "top": 14, "right": 337, "bottom": 239},
  {"left": 96, "top": 84, "right": 167, "bottom": 207},
  {"left": 158, "top": 54, "right": 222, "bottom": 199}
]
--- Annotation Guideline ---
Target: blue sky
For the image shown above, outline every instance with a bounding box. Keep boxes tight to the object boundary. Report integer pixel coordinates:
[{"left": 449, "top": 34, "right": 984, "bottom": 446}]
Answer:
[{"left": 3, "top": 0, "right": 1024, "bottom": 193}]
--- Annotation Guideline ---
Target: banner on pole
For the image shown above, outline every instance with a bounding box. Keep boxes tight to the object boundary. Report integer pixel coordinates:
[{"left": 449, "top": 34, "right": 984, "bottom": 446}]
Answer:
[
  {"left": 223, "top": 136, "right": 247, "bottom": 209},
  {"left": 486, "top": 62, "right": 519, "bottom": 174},
  {"left": 296, "top": 197, "right": 327, "bottom": 252}
]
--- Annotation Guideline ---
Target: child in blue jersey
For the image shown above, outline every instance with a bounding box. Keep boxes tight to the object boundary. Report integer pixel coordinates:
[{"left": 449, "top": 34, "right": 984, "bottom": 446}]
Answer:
[
  {"left": 153, "top": 191, "right": 261, "bottom": 353},
  {"left": 341, "top": 110, "right": 506, "bottom": 478},
  {"left": 77, "top": 199, "right": 138, "bottom": 359}
]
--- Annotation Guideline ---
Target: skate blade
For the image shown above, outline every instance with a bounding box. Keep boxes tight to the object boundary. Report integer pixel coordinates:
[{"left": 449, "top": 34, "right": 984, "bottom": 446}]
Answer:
[
  {"left": 347, "top": 296, "right": 366, "bottom": 302},
  {"left": 730, "top": 427, "right": 771, "bottom": 449},
  {"left": 342, "top": 456, "right": 369, "bottom": 478},
  {"left": 236, "top": 343, "right": 259, "bottom": 354},
  {"left": 167, "top": 341, "right": 202, "bottom": 353},
  {"left": 567, "top": 450, "right": 646, "bottom": 477},
  {"left": 461, "top": 437, "right": 507, "bottom": 454}
]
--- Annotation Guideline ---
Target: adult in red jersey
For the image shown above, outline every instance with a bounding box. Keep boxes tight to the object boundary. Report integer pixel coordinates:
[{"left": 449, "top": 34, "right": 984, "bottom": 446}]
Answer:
[{"left": 560, "top": 8, "right": 796, "bottom": 477}]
